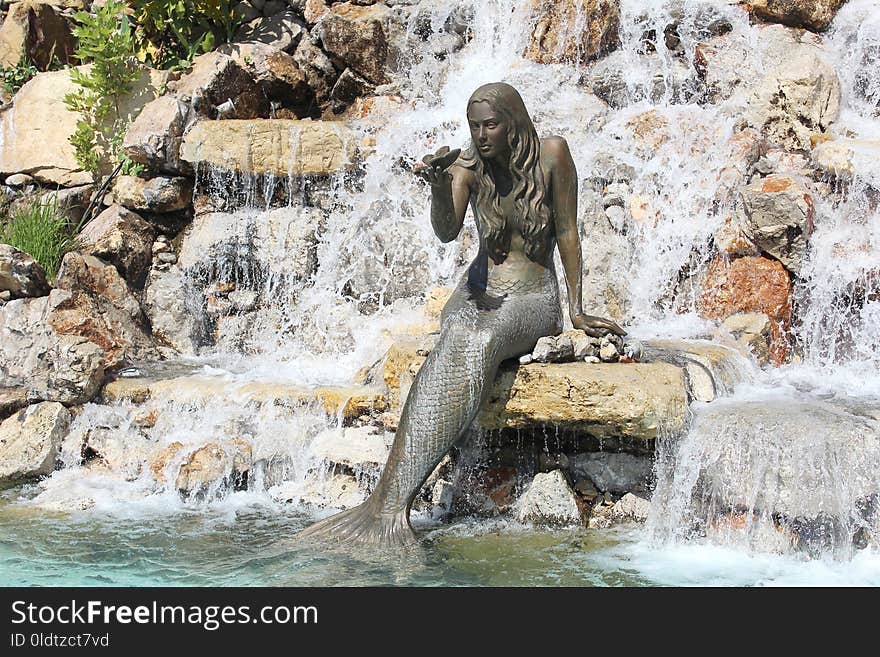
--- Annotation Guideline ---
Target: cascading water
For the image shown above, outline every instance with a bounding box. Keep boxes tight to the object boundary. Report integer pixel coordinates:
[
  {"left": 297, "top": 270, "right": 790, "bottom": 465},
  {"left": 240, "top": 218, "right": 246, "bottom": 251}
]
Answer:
[{"left": 5, "top": 0, "right": 880, "bottom": 584}]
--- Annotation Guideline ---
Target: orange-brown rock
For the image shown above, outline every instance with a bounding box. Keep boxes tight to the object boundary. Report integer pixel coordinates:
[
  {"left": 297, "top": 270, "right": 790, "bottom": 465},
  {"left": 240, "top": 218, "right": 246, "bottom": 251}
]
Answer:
[
  {"left": 149, "top": 442, "right": 184, "bottom": 483},
  {"left": 699, "top": 256, "right": 792, "bottom": 364},
  {"left": 748, "top": 0, "right": 847, "bottom": 32},
  {"left": 524, "top": 0, "right": 620, "bottom": 65}
]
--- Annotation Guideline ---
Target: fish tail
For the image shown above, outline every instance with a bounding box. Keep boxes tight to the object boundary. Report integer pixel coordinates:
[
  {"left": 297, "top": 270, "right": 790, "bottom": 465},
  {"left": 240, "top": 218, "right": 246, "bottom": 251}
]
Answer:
[{"left": 295, "top": 501, "right": 416, "bottom": 548}]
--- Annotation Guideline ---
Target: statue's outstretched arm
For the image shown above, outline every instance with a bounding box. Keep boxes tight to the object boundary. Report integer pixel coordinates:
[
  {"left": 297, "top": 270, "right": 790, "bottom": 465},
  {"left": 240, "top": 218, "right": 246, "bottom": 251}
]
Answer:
[
  {"left": 415, "top": 147, "right": 471, "bottom": 242},
  {"left": 551, "top": 137, "right": 626, "bottom": 337}
]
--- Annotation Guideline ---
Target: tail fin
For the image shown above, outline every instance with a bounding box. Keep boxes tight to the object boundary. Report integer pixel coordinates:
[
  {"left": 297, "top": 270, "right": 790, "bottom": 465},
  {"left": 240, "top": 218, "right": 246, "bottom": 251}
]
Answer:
[{"left": 295, "top": 503, "right": 417, "bottom": 548}]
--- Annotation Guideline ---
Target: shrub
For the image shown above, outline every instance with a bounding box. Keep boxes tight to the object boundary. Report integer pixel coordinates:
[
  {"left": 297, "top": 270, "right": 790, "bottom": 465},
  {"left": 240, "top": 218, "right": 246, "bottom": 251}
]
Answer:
[
  {"left": 2, "top": 195, "right": 79, "bottom": 281},
  {"left": 63, "top": 0, "right": 142, "bottom": 175},
  {"left": 1, "top": 56, "right": 39, "bottom": 95},
  {"left": 130, "top": 1, "right": 242, "bottom": 70}
]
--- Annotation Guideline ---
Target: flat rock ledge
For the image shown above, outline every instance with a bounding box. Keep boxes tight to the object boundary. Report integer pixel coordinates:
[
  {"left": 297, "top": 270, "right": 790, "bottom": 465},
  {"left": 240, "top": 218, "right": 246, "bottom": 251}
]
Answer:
[{"left": 179, "top": 119, "right": 357, "bottom": 176}]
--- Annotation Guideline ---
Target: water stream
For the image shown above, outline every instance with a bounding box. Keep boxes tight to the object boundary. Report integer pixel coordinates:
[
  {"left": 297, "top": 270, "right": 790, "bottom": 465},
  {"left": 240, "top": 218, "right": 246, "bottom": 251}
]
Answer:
[{"left": 3, "top": 0, "right": 880, "bottom": 585}]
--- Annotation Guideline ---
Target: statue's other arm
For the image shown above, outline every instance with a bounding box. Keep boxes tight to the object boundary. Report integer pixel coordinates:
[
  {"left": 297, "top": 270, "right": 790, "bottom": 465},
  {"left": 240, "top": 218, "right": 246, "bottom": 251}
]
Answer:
[
  {"left": 549, "top": 137, "right": 585, "bottom": 323},
  {"left": 550, "top": 136, "right": 626, "bottom": 336}
]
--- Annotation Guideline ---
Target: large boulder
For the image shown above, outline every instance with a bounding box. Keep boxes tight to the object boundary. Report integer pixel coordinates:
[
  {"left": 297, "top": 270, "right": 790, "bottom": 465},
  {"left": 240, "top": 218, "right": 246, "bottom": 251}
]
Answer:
[
  {"left": 310, "top": 425, "right": 389, "bottom": 472},
  {"left": 741, "top": 45, "right": 840, "bottom": 151},
  {"left": 524, "top": 0, "right": 620, "bottom": 65},
  {"left": 218, "top": 42, "right": 317, "bottom": 117},
  {"left": 105, "top": 175, "right": 194, "bottom": 214},
  {"left": 699, "top": 256, "right": 792, "bottom": 365},
  {"left": 143, "top": 263, "right": 193, "bottom": 354},
  {"left": 179, "top": 119, "right": 357, "bottom": 176},
  {"left": 738, "top": 173, "right": 815, "bottom": 273},
  {"left": 480, "top": 361, "right": 688, "bottom": 440},
  {"left": 0, "top": 66, "right": 171, "bottom": 185},
  {"left": 121, "top": 95, "right": 191, "bottom": 174},
  {"left": 749, "top": 0, "right": 847, "bottom": 32},
  {"left": 292, "top": 31, "right": 339, "bottom": 108},
  {"left": 0, "top": 1, "right": 76, "bottom": 70},
  {"left": 52, "top": 251, "right": 158, "bottom": 367},
  {"left": 0, "top": 401, "right": 71, "bottom": 484},
  {"left": 513, "top": 470, "right": 583, "bottom": 527},
  {"left": 313, "top": 1, "right": 396, "bottom": 85},
  {"left": 0, "top": 292, "right": 105, "bottom": 404},
  {"left": 78, "top": 205, "right": 156, "bottom": 288},
  {"left": 0, "top": 244, "right": 50, "bottom": 299},
  {"left": 170, "top": 51, "right": 268, "bottom": 120}
]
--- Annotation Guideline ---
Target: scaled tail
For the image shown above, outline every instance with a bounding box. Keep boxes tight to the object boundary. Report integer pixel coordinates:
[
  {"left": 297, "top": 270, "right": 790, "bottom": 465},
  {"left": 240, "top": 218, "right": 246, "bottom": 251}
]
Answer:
[{"left": 295, "top": 502, "right": 417, "bottom": 548}]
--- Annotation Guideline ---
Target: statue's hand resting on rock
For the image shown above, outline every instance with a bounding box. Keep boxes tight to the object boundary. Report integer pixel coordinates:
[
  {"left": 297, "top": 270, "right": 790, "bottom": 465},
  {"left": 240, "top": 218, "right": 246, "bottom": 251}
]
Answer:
[{"left": 572, "top": 313, "right": 626, "bottom": 338}]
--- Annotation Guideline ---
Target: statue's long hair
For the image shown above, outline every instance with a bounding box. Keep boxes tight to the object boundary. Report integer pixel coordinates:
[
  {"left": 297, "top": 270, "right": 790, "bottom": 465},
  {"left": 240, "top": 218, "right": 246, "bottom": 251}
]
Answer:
[{"left": 459, "top": 82, "right": 552, "bottom": 263}]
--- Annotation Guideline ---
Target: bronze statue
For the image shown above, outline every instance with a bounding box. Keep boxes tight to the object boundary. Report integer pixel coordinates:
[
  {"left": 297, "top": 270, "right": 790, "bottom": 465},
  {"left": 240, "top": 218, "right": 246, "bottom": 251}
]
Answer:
[{"left": 297, "top": 82, "right": 625, "bottom": 547}]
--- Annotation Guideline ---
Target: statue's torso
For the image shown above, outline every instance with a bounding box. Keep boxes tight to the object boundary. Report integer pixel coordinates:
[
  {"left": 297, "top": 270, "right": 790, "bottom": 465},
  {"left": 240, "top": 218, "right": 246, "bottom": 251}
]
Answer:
[{"left": 483, "top": 138, "right": 558, "bottom": 290}]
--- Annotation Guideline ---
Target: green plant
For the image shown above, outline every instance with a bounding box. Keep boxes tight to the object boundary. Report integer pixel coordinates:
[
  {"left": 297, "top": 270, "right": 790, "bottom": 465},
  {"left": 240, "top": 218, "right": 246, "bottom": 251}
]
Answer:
[
  {"left": 1, "top": 56, "right": 38, "bottom": 95},
  {"left": 64, "top": 0, "right": 142, "bottom": 175},
  {"left": 2, "top": 195, "right": 79, "bottom": 281},
  {"left": 130, "top": 1, "right": 242, "bottom": 70}
]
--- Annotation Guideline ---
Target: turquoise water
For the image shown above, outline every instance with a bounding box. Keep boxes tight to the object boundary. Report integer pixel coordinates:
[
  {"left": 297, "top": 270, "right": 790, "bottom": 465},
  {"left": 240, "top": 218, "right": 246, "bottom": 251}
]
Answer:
[{"left": 2, "top": 488, "right": 880, "bottom": 586}]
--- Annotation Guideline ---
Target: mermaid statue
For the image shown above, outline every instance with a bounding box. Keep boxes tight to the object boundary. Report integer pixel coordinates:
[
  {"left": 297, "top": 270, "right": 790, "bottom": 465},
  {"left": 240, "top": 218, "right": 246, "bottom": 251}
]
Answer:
[{"left": 297, "top": 82, "right": 625, "bottom": 547}]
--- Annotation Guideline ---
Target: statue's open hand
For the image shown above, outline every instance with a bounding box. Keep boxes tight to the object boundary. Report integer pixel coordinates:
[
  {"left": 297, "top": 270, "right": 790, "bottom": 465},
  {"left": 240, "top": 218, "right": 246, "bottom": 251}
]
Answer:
[
  {"left": 414, "top": 146, "right": 461, "bottom": 186},
  {"left": 572, "top": 313, "right": 627, "bottom": 337}
]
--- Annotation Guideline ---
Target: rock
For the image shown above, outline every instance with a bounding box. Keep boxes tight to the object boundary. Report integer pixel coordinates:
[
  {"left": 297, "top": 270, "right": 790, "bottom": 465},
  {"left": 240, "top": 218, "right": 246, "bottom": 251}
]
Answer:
[
  {"left": 0, "top": 244, "right": 50, "bottom": 299},
  {"left": 143, "top": 264, "right": 193, "bottom": 353},
  {"left": 524, "top": 0, "right": 619, "bottom": 65},
  {"left": 531, "top": 333, "right": 573, "bottom": 363},
  {"left": 571, "top": 330, "right": 598, "bottom": 359},
  {"left": 625, "top": 109, "right": 670, "bottom": 151},
  {"left": 179, "top": 119, "right": 357, "bottom": 176},
  {"left": 599, "top": 336, "right": 619, "bottom": 363},
  {"left": 78, "top": 205, "right": 156, "bottom": 288},
  {"left": 647, "top": 339, "right": 754, "bottom": 402},
  {"left": 716, "top": 312, "right": 774, "bottom": 366},
  {"left": 219, "top": 42, "right": 316, "bottom": 117},
  {"left": 105, "top": 175, "right": 193, "bottom": 214},
  {"left": 699, "top": 256, "right": 792, "bottom": 366},
  {"left": 122, "top": 95, "right": 190, "bottom": 174},
  {"left": 171, "top": 51, "right": 268, "bottom": 120},
  {"left": 175, "top": 443, "right": 231, "bottom": 496},
  {"left": 310, "top": 425, "right": 389, "bottom": 471},
  {"left": 0, "top": 388, "right": 29, "bottom": 421},
  {"left": 749, "top": 0, "right": 847, "bottom": 32},
  {"left": 0, "top": 402, "right": 71, "bottom": 484},
  {"left": 82, "top": 426, "right": 153, "bottom": 479},
  {"left": 514, "top": 470, "right": 583, "bottom": 527},
  {"left": 0, "top": 292, "right": 105, "bottom": 404},
  {"left": 235, "top": 9, "right": 305, "bottom": 51},
  {"left": 235, "top": 1, "right": 263, "bottom": 23},
  {"left": 742, "top": 46, "right": 840, "bottom": 151},
  {"left": 738, "top": 174, "right": 815, "bottom": 273},
  {"left": 570, "top": 452, "right": 652, "bottom": 494},
  {"left": 480, "top": 362, "right": 688, "bottom": 440},
  {"left": 52, "top": 252, "right": 158, "bottom": 367},
  {"left": 609, "top": 492, "right": 651, "bottom": 523},
  {"left": 292, "top": 32, "right": 339, "bottom": 108},
  {"left": 812, "top": 139, "right": 880, "bottom": 184},
  {"left": 39, "top": 184, "right": 95, "bottom": 226},
  {"left": 4, "top": 173, "right": 33, "bottom": 188},
  {"left": 149, "top": 441, "right": 184, "bottom": 483},
  {"left": 313, "top": 1, "right": 395, "bottom": 85},
  {"left": 303, "top": 0, "right": 329, "bottom": 24},
  {"left": 330, "top": 67, "right": 374, "bottom": 113},
  {"left": 1, "top": 66, "right": 171, "bottom": 184},
  {"left": 0, "top": 1, "right": 76, "bottom": 71}
]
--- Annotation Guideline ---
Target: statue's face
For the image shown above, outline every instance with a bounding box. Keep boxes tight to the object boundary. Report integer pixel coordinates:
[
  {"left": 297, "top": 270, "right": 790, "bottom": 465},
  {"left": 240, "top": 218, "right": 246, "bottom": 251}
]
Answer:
[{"left": 467, "top": 101, "right": 509, "bottom": 162}]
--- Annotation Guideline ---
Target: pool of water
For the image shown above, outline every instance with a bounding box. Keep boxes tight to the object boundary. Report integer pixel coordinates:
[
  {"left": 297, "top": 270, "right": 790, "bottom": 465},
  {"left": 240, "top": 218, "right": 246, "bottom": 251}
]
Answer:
[{"left": 2, "top": 489, "right": 879, "bottom": 587}]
